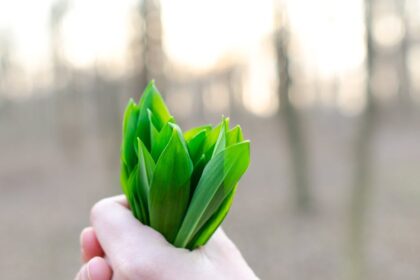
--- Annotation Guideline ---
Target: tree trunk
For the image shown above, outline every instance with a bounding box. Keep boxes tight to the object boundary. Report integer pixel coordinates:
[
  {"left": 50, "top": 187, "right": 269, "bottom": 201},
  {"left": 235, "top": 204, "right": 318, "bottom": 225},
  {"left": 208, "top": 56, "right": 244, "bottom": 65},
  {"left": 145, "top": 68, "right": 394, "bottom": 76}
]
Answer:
[
  {"left": 347, "top": 0, "right": 376, "bottom": 278},
  {"left": 274, "top": 12, "right": 312, "bottom": 213}
]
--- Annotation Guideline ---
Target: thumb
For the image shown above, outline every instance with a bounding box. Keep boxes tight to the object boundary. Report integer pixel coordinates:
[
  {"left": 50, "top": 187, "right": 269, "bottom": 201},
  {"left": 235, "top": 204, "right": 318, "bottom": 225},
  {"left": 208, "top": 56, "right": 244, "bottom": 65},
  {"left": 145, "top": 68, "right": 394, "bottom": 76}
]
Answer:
[{"left": 90, "top": 195, "right": 172, "bottom": 265}]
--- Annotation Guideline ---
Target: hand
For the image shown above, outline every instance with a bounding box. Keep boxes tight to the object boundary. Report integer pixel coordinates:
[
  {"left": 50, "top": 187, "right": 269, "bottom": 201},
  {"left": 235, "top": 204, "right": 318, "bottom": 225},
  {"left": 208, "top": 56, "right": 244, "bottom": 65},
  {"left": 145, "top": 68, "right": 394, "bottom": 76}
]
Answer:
[{"left": 75, "top": 195, "right": 258, "bottom": 280}]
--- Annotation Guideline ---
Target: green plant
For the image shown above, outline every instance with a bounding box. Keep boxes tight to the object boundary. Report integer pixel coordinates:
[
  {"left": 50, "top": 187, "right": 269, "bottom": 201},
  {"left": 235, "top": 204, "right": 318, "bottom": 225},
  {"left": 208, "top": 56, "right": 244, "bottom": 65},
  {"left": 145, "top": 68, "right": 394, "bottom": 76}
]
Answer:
[{"left": 120, "top": 80, "right": 250, "bottom": 249}]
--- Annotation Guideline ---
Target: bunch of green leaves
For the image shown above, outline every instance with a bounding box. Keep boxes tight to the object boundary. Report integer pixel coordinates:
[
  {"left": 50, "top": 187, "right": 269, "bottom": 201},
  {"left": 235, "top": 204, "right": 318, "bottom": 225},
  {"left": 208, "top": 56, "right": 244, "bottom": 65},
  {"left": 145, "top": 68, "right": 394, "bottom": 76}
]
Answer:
[{"left": 120, "top": 80, "right": 250, "bottom": 250}]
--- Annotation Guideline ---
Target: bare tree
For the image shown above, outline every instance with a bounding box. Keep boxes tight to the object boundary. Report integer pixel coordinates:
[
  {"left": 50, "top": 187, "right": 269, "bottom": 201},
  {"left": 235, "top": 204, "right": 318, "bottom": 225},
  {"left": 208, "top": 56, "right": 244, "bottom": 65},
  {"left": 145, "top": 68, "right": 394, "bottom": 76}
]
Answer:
[
  {"left": 347, "top": 0, "right": 376, "bottom": 278},
  {"left": 0, "top": 31, "right": 14, "bottom": 98},
  {"left": 130, "top": 0, "right": 166, "bottom": 94},
  {"left": 49, "top": 0, "right": 87, "bottom": 160},
  {"left": 49, "top": 0, "right": 69, "bottom": 86},
  {"left": 274, "top": 7, "right": 312, "bottom": 213},
  {"left": 397, "top": 0, "right": 411, "bottom": 110}
]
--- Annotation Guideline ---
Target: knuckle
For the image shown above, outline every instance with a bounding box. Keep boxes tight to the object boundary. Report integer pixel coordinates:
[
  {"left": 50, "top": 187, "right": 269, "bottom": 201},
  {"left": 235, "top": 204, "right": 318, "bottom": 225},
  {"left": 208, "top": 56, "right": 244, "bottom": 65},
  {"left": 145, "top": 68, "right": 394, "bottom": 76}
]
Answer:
[{"left": 90, "top": 198, "right": 111, "bottom": 222}]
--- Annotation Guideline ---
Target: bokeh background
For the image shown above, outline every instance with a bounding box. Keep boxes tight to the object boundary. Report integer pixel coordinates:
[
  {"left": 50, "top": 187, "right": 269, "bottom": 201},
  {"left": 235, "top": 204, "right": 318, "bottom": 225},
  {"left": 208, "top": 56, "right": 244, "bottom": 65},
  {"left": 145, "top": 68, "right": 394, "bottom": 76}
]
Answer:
[{"left": 1, "top": 0, "right": 420, "bottom": 279}]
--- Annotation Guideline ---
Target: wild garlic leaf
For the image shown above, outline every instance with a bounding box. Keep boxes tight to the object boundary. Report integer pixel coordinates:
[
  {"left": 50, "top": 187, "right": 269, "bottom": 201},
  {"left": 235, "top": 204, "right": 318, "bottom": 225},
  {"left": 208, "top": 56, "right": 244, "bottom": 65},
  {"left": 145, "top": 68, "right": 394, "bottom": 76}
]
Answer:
[
  {"left": 120, "top": 163, "right": 129, "bottom": 197},
  {"left": 127, "top": 165, "right": 144, "bottom": 222},
  {"left": 202, "top": 121, "right": 223, "bottom": 155},
  {"left": 174, "top": 141, "right": 250, "bottom": 248},
  {"left": 149, "top": 125, "right": 194, "bottom": 243},
  {"left": 190, "top": 154, "right": 206, "bottom": 196},
  {"left": 151, "top": 121, "right": 174, "bottom": 162},
  {"left": 186, "top": 129, "right": 207, "bottom": 164},
  {"left": 184, "top": 125, "right": 212, "bottom": 142},
  {"left": 137, "top": 81, "right": 171, "bottom": 149},
  {"left": 226, "top": 125, "right": 244, "bottom": 147},
  {"left": 122, "top": 99, "right": 140, "bottom": 169},
  {"left": 136, "top": 138, "right": 155, "bottom": 225},
  {"left": 211, "top": 118, "right": 228, "bottom": 158},
  {"left": 187, "top": 185, "right": 237, "bottom": 249}
]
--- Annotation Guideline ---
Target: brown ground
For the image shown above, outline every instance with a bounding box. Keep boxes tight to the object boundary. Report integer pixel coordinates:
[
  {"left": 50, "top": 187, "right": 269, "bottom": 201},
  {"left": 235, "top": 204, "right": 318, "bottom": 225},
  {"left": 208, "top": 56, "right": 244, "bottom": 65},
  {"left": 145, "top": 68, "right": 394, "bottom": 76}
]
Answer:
[{"left": 1, "top": 97, "right": 420, "bottom": 279}]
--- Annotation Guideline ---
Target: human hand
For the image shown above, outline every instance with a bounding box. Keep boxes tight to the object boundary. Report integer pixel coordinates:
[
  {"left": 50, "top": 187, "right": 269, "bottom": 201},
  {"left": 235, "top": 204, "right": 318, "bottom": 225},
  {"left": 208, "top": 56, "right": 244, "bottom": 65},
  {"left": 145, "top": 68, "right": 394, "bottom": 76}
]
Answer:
[{"left": 75, "top": 195, "right": 258, "bottom": 280}]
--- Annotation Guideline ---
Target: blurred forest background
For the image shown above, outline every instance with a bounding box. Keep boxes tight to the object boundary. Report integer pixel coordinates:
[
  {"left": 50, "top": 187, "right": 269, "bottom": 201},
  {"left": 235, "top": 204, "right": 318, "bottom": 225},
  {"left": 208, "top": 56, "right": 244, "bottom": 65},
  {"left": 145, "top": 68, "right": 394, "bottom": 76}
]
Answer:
[{"left": 1, "top": 0, "right": 420, "bottom": 279}]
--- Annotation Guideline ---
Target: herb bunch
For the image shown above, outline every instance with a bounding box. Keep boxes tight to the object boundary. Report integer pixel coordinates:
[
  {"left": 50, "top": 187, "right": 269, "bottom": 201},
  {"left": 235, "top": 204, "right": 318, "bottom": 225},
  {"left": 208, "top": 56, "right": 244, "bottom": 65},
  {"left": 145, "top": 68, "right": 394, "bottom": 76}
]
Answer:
[{"left": 120, "top": 81, "right": 250, "bottom": 249}]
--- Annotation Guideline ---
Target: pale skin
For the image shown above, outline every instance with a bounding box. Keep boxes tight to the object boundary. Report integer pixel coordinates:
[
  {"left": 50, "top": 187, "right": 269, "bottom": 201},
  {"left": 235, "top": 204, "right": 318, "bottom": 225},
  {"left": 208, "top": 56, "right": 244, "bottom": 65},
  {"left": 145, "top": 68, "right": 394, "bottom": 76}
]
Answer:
[{"left": 75, "top": 195, "right": 258, "bottom": 280}]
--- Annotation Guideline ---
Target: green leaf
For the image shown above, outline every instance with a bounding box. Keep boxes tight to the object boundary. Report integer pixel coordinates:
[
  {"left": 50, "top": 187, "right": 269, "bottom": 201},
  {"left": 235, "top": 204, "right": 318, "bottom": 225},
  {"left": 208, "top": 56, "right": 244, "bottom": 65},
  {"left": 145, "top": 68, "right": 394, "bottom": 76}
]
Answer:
[
  {"left": 121, "top": 162, "right": 142, "bottom": 221},
  {"left": 211, "top": 118, "right": 228, "bottom": 158},
  {"left": 121, "top": 99, "right": 140, "bottom": 170},
  {"left": 147, "top": 108, "right": 162, "bottom": 132},
  {"left": 186, "top": 129, "right": 207, "bottom": 164},
  {"left": 149, "top": 125, "right": 194, "bottom": 243},
  {"left": 151, "top": 121, "right": 174, "bottom": 162},
  {"left": 189, "top": 119, "right": 228, "bottom": 196},
  {"left": 226, "top": 125, "right": 244, "bottom": 147},
  {"left": 137, "top": 80, "right": 171, "bottom": 150},
  {"left": 187, "top": 185, "right": 237, "bottom": 249},
  {"left": 201, "top": 117, "right": 229, "bottom": 157},
  {"left": 126, "top": 165, "right": 144, "bottom": 222},
  {"left": 190, "top": 154, "right": 206, "bottom": 198},
  {"left": 135, "top": 138, "right": 155, "bottom": 225},
  {"left": 149, "top": 121, "right": 159, "bottom": 154},
  {"left": 187, "top": 119, "right": 230, "bottom": 231},
  {"left": 120, "top": 163, "right": 129, "bottom": 197},
  {"left": 184, "top": 125, "right": 211, "bottom": 142},
  {"left": 202, "top": 122, "right": 221, "bottom": 154},
  {"left": 174, "top": 140, "right": 250, "bottom": 248}
]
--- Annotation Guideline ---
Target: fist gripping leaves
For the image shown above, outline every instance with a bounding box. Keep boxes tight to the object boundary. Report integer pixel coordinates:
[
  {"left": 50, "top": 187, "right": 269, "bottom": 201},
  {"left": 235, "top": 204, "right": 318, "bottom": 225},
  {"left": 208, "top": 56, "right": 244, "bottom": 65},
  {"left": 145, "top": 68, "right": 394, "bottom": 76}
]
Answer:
[{"left": 120, "top": 81, "right": 250, "bottom": 250}]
